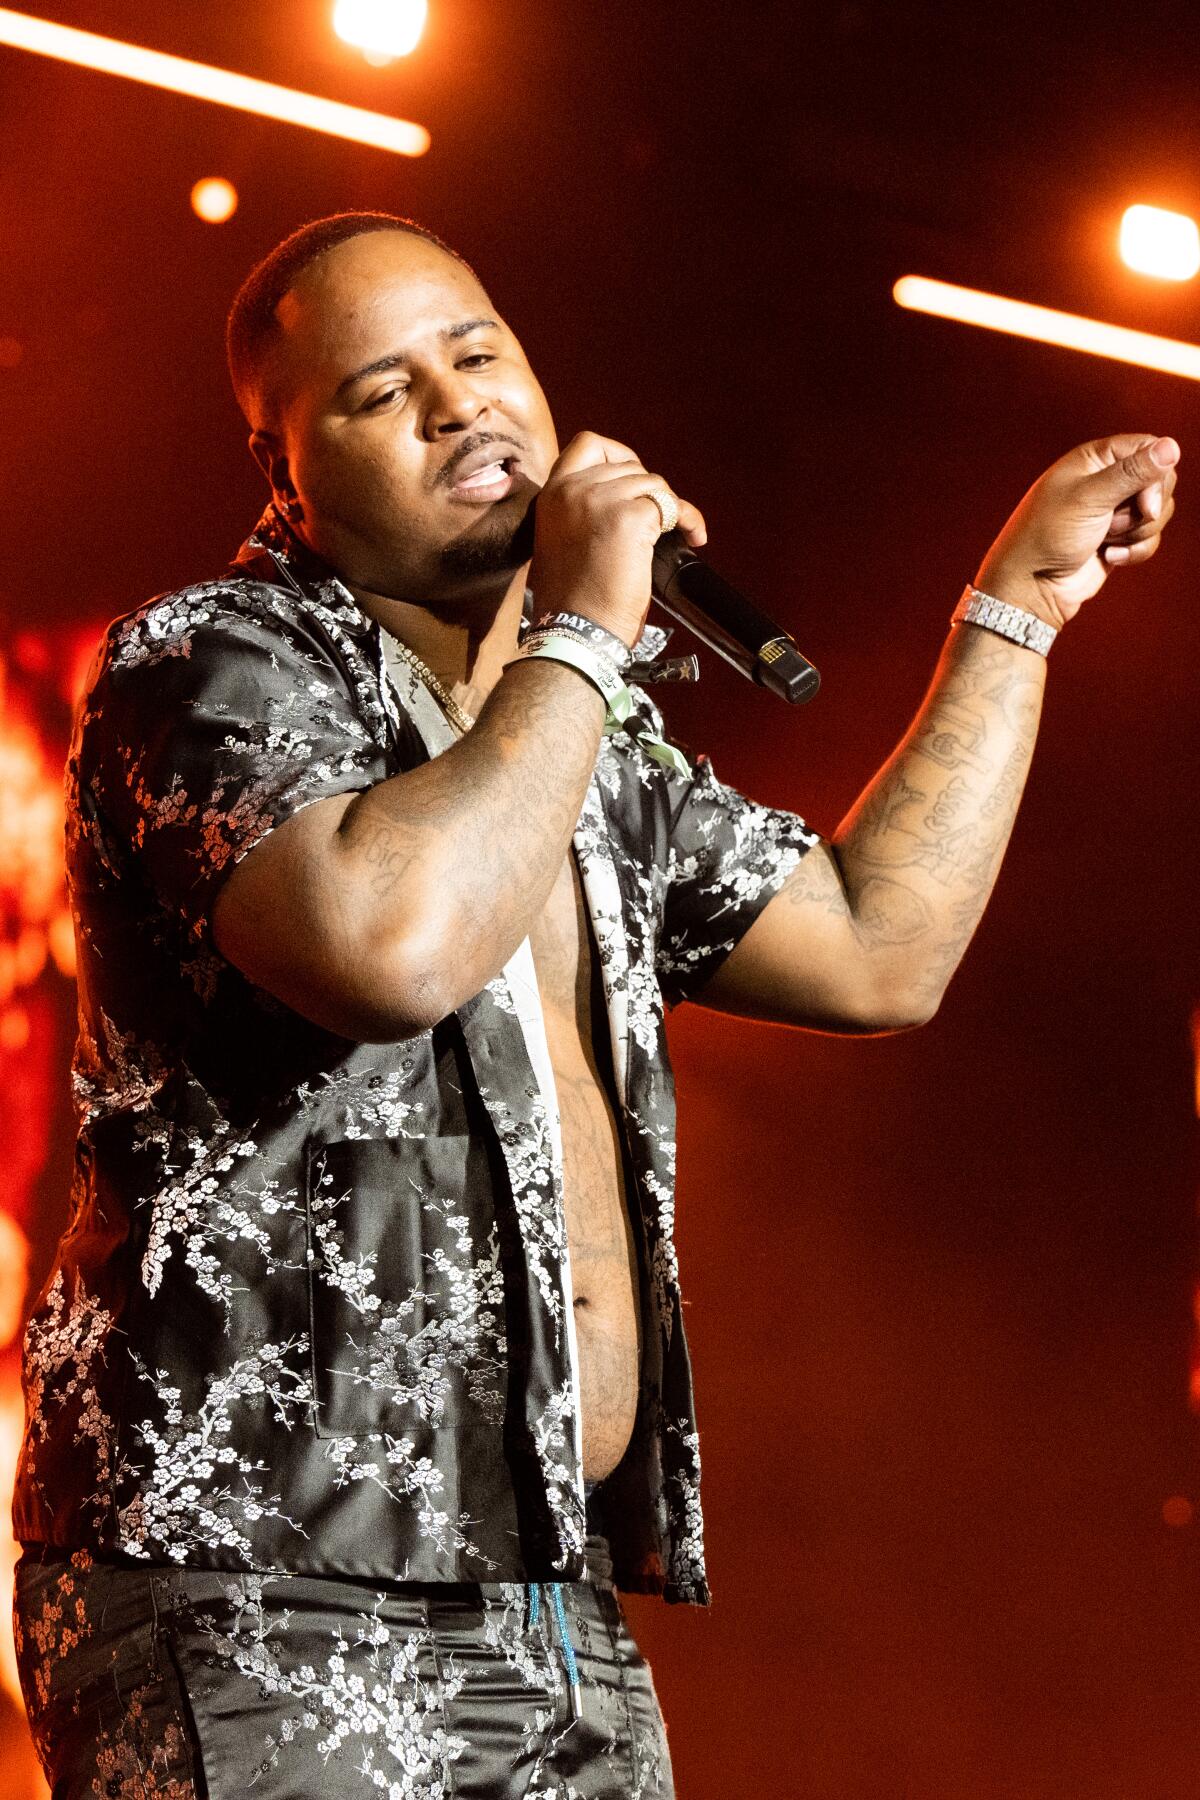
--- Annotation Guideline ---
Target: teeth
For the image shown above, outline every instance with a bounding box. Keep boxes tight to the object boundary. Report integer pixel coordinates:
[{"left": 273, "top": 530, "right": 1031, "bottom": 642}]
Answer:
[{"left": 458, "top": 460, "right": 506, "bottom": 488}]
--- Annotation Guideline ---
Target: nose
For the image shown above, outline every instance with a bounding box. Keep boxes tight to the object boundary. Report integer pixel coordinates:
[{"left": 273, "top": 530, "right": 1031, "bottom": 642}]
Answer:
[{"left": 423, "top": 366, "right": 488, "bottom": 439}]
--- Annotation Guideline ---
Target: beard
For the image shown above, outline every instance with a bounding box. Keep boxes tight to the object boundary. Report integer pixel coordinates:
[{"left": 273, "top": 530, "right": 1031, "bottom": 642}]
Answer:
[{"left": 436, "top": 495, "right": 536, "bottom": 583}]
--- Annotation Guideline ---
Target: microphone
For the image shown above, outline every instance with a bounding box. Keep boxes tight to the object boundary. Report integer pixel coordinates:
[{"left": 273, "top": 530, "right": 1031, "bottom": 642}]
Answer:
[{"left": 650, "top": 530, "right": 820, "bottom": 705}]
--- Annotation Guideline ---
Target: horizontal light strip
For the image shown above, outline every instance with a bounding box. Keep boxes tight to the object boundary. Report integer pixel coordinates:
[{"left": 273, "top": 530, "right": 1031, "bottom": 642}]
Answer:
[
  {"left": 893, "top": 274, "right": 1200, "bottom": 382},
  {"left": 0, "top": 7, "right": 430, "bottom": 156}
]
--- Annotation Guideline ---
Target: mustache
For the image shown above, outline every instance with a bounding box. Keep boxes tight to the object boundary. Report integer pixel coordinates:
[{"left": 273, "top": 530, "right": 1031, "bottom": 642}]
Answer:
[{"left": 434, "top": 430, "right": 527, "bottom": 488}]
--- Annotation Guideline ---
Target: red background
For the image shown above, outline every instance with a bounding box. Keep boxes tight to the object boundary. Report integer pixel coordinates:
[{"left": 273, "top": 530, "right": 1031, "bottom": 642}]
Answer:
[{"left": 2, "top": 4, "right": 1199, "bottom": 1794}]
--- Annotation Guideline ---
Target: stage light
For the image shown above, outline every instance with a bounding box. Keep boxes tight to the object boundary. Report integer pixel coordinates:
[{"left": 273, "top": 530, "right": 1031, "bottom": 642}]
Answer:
[
  {"left": 0, "top": 8, "right": 430, "bottom": 156},
  {"left": 893, "top": 275, "right": 1200, "bottom": 382},
  {"left": 1120, "top": 205, "right": 1200, "bottom": 282},
  {"left": 190, "top": 177, "right": 238, "bottom": 223},
  {"left": 333, "top": 0, "right": 427, "bottom": 60},
  {"left": 0, "top": 1007, "right": 29, "bottom": 1052}
]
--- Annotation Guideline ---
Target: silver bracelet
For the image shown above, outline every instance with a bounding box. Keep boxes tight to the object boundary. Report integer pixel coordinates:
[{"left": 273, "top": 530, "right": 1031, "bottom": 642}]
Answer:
[{"left": 951, "top": 585, "right": 1057, "bottom": 657}]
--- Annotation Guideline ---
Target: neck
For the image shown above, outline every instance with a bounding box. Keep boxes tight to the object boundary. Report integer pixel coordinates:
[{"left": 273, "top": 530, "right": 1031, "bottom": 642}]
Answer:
[{"left": 348, "top": 569, "right": 529, "bottom": 717}]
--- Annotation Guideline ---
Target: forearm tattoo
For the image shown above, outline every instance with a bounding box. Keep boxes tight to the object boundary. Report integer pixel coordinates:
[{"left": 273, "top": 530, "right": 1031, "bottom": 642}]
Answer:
[{"left": 787, "top": 626, "right": 1046, "bottom": 1009}]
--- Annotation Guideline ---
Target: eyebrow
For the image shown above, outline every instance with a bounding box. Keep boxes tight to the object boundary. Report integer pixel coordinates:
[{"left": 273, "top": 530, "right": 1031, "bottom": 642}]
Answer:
[{"left": 336, "top": 318, "right": 501, "bottom": 395}]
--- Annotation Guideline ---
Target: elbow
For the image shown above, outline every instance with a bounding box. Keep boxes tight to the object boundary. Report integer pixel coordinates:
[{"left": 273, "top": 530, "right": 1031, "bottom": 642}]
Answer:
[
  {"left": 334, "top": 904, "right": 516, "bottom": 1042},
  {"left": 348, "top": 945, "right": 457, "bottom": 1043},
  {"left": 258, "top": 929, "right": 459, "bottom": 1045},
  {"left": 325, "top": 991, "right": 450, "bottom": 1046},
  {"left": 872, "top": 997, "right": 940, "bottom": 1033},
  {"left": 277, "top": 971, "right": 444, "bottom": 1046},
  {"left": 851, "top": 974, "right": 942, "bottom": 1035},
  {"left": 212, "top": 830, "right": 469, "bottom": 1043}
]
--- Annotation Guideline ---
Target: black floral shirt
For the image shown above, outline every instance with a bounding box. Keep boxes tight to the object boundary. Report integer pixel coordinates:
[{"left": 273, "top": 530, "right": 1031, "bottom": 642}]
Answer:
[{"left": 13, "top": 507, "right": 818, "bottom": 1605}]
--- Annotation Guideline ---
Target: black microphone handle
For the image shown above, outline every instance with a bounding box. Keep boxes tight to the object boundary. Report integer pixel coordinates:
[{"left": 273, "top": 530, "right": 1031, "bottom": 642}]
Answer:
[{"left": 651, "top": 532, "right": 820, "bottom": 706}]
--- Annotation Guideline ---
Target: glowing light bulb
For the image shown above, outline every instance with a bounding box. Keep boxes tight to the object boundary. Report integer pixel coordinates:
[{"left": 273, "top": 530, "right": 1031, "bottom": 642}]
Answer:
[
  {"left": 333, "top": 0, "right": 427, "bottom": 60},
  {"left": 1119, "top": 204, "right": 1200, "bottom": 282},
  {"left": 191, "top": 176, "right": 238, "bottom": 223}
]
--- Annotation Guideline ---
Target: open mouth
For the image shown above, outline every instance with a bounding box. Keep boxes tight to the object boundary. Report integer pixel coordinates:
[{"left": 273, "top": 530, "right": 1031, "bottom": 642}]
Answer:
[
  {"left": 452, "top": 457, "right": 515, "bottom": 501},
  {"left": 447, "top": 446, "right": 522, "bottom": 504}
]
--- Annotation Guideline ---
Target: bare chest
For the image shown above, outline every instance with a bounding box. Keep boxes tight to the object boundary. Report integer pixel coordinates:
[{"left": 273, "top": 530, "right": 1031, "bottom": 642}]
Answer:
[
  {"left": 526, "top": 855, "right": 628, "bottom": 1254},
  {"left": 526, "top": 852, "right": 641, "bottom": 1482}
]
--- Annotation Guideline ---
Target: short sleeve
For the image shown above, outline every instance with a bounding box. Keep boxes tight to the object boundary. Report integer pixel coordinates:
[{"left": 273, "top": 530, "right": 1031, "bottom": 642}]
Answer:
[
  {"left": 655, "top": 751, "right": 821, "bottom": 1008},
  {"left": 79, "top": 584, "right": 391, "bottom": 942}
]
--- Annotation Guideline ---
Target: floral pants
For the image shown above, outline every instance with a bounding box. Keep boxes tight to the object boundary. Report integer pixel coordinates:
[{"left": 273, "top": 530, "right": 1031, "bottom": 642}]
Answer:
[{"left": 13, "top": 1536, "right": 674, "bottom": 1799}]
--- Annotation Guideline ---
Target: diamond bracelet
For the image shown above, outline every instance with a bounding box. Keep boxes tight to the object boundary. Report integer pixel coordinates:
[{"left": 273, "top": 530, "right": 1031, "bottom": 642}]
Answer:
[{"left": 951, "top": 585, "right": 1058, "bottom": 657}]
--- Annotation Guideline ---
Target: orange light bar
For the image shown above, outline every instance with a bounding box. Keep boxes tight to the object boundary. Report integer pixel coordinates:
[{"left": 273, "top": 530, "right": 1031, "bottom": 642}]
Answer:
[
  {"left": 893, "top": 274, "right": 1200, "bottom": 382},
  {"left": 0, "top": 7, "right": 429, "bottom": 157}
]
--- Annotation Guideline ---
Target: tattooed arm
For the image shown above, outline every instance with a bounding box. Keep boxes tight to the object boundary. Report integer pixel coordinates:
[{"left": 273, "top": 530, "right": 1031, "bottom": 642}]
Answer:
[
  {"left": 212, "top": 431, "right": 706, "bottom": 1041},
  {"left": 212, "top": 658, "right": 601, "bottom": 1049},
  {"left": 696, "top": 433, "right": 1180, "bottom": 1032}
]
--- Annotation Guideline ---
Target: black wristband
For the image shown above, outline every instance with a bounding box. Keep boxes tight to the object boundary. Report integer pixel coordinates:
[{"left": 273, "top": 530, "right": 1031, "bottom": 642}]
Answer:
[{"left": 527, "top": 610, "right": 633, "bottom": 670}]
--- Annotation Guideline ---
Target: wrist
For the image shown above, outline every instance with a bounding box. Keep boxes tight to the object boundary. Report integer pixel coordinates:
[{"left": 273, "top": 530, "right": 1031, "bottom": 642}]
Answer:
[
  {"left": 952, "top": 584, "right": 1057, "bottom": 657},
  {"left": 505, "top": 632, "right": 692, "bottom": 777},
  {"left": 526, "top": 609, "right": 633, "bottom": 669},
  {"left": 527, "top": 583, "right": 647, "bottom": 652},
  {"left": 971, "top": 564, "right": 1065, "bottom": 631}
]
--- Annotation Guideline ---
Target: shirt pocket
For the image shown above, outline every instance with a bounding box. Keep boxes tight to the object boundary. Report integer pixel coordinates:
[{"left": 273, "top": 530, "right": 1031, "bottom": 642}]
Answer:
[{"left": 303, "top": 1134, "right": 507, "bottom": 1439}]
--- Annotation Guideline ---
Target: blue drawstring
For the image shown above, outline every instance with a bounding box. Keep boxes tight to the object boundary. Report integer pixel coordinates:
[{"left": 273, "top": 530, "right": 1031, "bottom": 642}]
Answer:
[
  {"left": 528, "top": 1581, "right": 582, "bottom": 1720},
  {"left": 550, "top": 1584, "right": 580, "bottom": 1701}
]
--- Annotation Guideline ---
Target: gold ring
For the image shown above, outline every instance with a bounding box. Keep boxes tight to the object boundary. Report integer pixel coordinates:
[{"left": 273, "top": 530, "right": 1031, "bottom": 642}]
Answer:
[{"left": 642, "top": 485, "right": 679, "bottom": 536}]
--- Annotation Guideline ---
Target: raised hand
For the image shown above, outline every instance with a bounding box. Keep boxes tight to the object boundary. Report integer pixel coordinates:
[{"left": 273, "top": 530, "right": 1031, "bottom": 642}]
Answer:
[{"left": 974, "top": 433, "right": 1180, "bottom": 627}]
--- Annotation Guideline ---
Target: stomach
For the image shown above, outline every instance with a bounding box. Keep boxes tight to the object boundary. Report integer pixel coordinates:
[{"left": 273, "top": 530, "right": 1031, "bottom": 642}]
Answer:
[{"left": 571, "top": 1276, "right": 642, "bottom": 1481}]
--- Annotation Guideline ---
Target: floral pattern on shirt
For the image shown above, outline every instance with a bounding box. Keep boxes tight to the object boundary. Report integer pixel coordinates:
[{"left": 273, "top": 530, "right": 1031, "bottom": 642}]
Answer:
[{"left": 14, "top": 504, "right": 818, "bottom": 1605}]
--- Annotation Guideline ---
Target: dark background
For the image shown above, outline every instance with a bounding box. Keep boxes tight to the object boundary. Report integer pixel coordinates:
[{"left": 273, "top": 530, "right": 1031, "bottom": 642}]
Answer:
[{"left": 2, "top": 4, "right": 1199, "bottom": 1794}]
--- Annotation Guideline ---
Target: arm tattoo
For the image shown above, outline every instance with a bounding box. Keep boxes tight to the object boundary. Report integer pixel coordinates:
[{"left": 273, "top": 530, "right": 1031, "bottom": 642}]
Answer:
[
  {"left": 833, "top": 625, "right": 1046, "bottom": 1008},
  {"left": 359, "top": 825, "right": 418, "bottom": 901}
]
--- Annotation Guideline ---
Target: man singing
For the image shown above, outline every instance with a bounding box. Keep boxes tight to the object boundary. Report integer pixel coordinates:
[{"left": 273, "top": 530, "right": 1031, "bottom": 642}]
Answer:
[{"left": 12, "top": 212, "right": 1178, "bottom": 1799}]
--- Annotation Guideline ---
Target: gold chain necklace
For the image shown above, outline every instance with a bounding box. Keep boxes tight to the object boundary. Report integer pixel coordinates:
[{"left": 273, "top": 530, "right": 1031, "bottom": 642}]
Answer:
[{"left": 385, "top": 635, "right": 475, "bottom": 735}]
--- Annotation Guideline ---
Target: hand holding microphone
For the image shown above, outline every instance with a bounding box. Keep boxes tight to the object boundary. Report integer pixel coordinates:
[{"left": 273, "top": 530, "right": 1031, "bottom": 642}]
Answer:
[
  {"left": 527, "top": 430, "right": 708, "bottom": 651},
  {"left": 528, "top": 430, "right": 821, "bottom": 703}
]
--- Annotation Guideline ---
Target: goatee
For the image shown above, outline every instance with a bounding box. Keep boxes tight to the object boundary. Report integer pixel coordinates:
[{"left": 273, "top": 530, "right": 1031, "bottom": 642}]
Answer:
[{"left": 438, "top": 500, "right": 536, "bottom": 581}]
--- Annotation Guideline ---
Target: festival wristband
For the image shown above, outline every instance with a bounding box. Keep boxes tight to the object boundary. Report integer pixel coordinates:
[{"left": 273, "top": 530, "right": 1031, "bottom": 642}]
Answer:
[
  {"left": 528, "top": 611, "right": 633, "bottom": 670},
  {"left": 511, "top": 634, "right": 690, "bottom": 776}
]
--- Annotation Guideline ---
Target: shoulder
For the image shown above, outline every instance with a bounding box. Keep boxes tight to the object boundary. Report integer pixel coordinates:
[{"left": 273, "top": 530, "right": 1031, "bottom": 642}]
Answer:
[
  {"left": 75, "top": 568, "right": 394, "bottom": 769},
  {"left": 84, "top": 570, "right": 385, "bottom": 730},
  {"left": 100, "top": 571, "right": 367, "bottom": 680}
]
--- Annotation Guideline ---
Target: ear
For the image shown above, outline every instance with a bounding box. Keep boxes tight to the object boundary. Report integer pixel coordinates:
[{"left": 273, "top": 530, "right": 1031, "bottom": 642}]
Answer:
[{"left": 249, "top": 431, "right": 302, "bottom": 521}]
